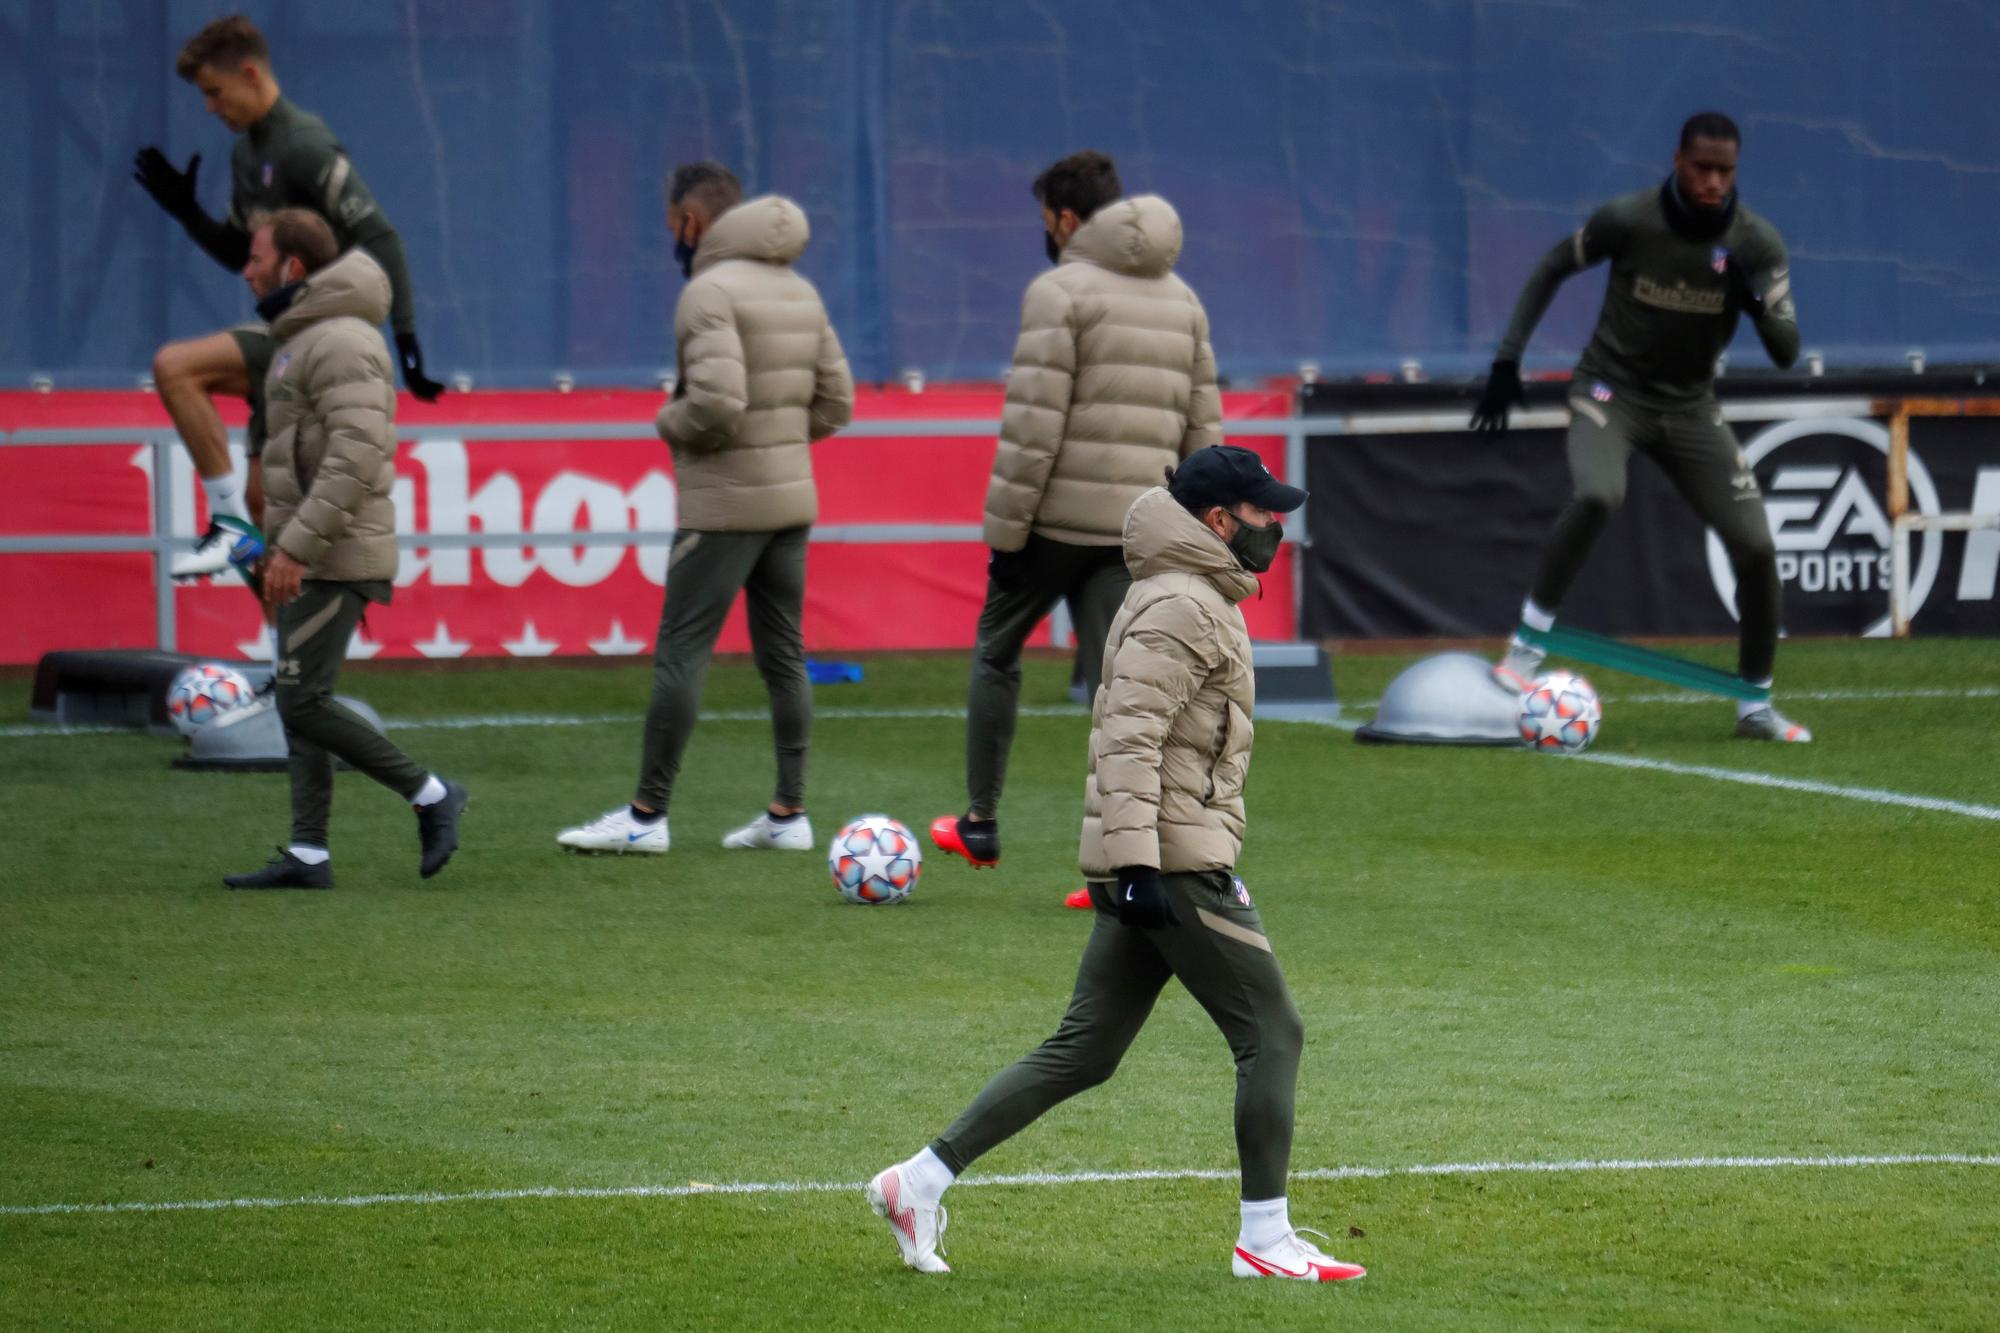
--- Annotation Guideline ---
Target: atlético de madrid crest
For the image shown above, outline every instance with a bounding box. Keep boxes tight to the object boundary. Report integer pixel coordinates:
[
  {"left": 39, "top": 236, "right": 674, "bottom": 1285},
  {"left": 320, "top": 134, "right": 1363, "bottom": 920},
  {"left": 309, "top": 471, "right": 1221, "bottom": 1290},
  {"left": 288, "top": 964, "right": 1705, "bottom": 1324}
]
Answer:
[{"left": 1712, "top": 247, "right": 1730, "bottom": 275}]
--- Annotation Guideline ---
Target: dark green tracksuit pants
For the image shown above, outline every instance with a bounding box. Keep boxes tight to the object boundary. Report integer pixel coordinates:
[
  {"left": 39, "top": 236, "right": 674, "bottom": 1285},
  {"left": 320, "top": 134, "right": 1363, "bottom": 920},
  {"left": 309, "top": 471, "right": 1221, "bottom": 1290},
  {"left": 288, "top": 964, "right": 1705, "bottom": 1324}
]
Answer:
[
  {"left": 275, "top": 580, "right": 428, "bottom": 847},
  {"left": 931, "top": 870, "right": 1305, "bottom": 1200},
  {"left": 1531, "top": 391, "right": 1781, "bottom": 682},
  {"left": 966, "top": 534, "right": 1130, "bottom": 819},
  {"left": 634, "top": 526, "right": 811, "bottom": 814}
]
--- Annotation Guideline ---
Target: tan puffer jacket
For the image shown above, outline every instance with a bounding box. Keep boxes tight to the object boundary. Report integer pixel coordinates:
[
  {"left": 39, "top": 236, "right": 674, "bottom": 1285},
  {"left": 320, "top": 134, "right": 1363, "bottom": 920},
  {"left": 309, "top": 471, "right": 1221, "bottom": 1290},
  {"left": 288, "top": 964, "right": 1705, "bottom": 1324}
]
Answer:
[
  {"left": 657, "top": 195, "right": 854, "bottom": 531},
  {"left": 260, "top": 249, "right": 400, "bottom": 586},
  {"left": 983, "top": 195, "right": 1222, "bottom": 551},
  {"left": 1078, "top": 487, "right": 1259, "bottom": 877}
]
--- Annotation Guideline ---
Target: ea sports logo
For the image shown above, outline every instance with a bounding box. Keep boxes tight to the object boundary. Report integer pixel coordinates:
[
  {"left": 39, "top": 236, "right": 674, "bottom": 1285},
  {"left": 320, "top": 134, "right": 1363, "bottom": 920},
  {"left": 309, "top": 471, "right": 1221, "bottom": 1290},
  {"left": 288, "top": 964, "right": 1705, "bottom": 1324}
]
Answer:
[{"left": 1706, "top": 417, "right": 1942, "bottom": 638}]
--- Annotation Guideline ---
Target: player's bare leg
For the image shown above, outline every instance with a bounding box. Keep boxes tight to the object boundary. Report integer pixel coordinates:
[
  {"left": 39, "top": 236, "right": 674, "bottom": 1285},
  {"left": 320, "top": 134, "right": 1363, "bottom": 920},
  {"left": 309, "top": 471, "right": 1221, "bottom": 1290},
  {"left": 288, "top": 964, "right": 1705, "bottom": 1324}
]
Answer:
[{"left": 155, "top": 331, "right": 262, "bottom": 577}]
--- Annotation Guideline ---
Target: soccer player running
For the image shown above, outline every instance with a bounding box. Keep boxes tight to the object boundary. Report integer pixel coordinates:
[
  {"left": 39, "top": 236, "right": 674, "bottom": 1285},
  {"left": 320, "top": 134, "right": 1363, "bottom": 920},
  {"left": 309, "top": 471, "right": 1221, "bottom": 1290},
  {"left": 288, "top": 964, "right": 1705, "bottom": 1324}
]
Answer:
[
  {"left": 1471, "top": 112, "right": 1811, "bottom": 742},
  {"left": 869, "top": 448, "right": 1365, "bottom": 1284},
  {"left": 134, "top": 14, "right": 443, "bottom": 582},
  {"left": 555, "top": 163, "right": 853, "bottom": 857},
  {"left": 931, "top": 151, "right": 1221, "bottom": 904},
  {"left": 223, "top": 211, "right": 466, "bottom": 890}
]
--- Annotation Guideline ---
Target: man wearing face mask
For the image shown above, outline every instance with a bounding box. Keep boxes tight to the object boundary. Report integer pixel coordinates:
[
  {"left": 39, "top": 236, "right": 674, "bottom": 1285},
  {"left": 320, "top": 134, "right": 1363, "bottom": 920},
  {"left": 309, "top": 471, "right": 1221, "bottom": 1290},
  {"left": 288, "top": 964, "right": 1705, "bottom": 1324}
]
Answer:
[
  {"left": 868, "top": 448, "right": 1367, "bottom": 1283},
  {"left": 556, "top": 161, "right": 853, "bottom": 857},
  {"left": 1470, "top": 112, "right": 1810, "bottom": 742},
  {"left": 223, "top": 209, "right": 467, "bottom": 890},
  {"left": 932, "top": 150, "right": 1222, "bottom": 895}
]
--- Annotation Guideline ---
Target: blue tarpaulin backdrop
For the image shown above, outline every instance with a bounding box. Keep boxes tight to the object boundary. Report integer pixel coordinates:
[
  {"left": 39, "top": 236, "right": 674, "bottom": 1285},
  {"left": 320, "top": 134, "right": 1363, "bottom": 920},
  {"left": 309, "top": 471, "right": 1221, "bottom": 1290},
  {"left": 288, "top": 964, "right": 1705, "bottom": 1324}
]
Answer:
[{"left": 4, "top": 1, "right": 1995, "bottom": 386}]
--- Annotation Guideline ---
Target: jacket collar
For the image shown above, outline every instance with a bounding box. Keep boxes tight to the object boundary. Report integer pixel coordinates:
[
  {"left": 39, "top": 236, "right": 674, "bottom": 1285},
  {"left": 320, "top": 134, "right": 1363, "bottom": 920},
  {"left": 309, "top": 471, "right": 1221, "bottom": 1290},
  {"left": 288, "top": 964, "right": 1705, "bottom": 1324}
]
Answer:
[{"left": 1123, "top": 488, "right": 1260, "bottom": 603}]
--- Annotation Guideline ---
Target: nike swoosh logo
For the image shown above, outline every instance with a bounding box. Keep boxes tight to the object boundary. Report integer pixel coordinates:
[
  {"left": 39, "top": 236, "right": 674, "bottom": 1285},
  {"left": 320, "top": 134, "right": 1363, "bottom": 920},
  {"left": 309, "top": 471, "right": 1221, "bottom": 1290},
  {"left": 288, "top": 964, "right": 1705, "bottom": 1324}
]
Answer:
[
  {"left": 627, "top": 830, "right": 652, "bottom": 842},
  {"left": 1236, "top": 1247, "right": 1310, "bottom": 1278}
]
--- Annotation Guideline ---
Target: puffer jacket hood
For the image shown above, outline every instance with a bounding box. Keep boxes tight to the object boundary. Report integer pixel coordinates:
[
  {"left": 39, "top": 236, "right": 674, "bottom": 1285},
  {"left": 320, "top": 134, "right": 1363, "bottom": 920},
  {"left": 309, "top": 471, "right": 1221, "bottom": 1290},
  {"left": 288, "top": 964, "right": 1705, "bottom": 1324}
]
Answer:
[
  {"left": 1064, "top": 194, "right": 1183, "bottom": 278},
  {"left": 1122, "top": 487, "right": 1261, "bottom": 602},
  {"left": 982, "top": 193, "right": 1220, "bottom": 551},
  {"left": 270, "top": 249, "right": 392, "bottom": 342},
  {"left": 658, "top": 194, "right": 853, "bottom": 531},
  {"left": 259, "top": 248, "right": 400, "bottom": 586},
  {"left": 1077, "top": 486, "right": 1259, "bottom": 878},
  {"left": 692, "top": 195, "right": 810, "bottom": 275}
]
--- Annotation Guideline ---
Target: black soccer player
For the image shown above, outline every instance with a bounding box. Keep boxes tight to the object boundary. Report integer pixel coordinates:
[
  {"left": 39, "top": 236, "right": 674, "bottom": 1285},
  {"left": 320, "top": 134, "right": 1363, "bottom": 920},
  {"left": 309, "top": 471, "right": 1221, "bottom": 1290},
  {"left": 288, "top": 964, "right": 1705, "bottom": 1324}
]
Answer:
[
  {"left": 1471, "top": 112, "right": 1810, "bottom": 742},
  {"left": 134, "top": 13, "right": 443, "bottom": 581}
]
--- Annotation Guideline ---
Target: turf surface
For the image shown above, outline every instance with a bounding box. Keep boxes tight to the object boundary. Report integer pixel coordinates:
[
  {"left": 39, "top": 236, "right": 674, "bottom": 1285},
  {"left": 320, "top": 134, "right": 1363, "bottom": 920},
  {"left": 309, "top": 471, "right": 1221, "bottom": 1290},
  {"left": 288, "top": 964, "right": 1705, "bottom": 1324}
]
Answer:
[{"left": 2, "top": 640, "right": 1996, "bottom": 1329}]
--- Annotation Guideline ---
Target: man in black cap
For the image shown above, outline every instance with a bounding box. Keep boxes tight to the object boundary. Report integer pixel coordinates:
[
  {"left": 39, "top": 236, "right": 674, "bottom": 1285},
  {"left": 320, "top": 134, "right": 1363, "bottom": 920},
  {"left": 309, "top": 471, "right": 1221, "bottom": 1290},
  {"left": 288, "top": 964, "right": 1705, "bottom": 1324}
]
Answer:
[{"left": 866, "top": 448, "right": 1366, "bottom": 1284}]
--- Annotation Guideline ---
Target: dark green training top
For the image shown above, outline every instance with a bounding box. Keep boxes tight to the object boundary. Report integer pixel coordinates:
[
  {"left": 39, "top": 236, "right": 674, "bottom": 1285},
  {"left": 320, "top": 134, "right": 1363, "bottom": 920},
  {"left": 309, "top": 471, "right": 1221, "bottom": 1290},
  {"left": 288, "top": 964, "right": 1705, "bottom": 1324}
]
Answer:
[
  {"left": 181, "top": 96, "right": 416, "bottom": 335},
  {"left": 1496, "top": 185, "right": 1799, "bottom": 409}
]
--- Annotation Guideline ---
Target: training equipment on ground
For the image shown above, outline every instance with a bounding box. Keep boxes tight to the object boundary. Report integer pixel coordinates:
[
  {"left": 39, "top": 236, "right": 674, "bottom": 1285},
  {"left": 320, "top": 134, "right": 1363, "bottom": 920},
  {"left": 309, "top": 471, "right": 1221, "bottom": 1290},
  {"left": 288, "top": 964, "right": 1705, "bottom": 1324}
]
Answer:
[
  {"left": 556, "top": 807, "right": 670, "bottom": 854},
  {"left": 830, "top": 815, "right": 922, "bottom": 904},
  {"left": 1518, "top": 671, "right": 1603, "bottom": 752},
  {"left": 1520, "top": 623, "right": 1763, "bottom": 700},
  {"left": 1355, "top": 652, "right": 1523, "bottom": 746},
  {"left": 165, "top": 663, "right": 256, "bottom": 736}
]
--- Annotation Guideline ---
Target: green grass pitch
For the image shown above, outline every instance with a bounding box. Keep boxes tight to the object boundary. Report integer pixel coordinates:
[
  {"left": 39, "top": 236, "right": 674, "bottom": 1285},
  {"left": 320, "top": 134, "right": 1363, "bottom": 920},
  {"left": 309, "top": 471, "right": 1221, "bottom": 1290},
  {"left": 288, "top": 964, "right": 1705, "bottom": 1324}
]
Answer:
[{"left": 3, "top": 639, "right": 1997, "bottom": 1330}]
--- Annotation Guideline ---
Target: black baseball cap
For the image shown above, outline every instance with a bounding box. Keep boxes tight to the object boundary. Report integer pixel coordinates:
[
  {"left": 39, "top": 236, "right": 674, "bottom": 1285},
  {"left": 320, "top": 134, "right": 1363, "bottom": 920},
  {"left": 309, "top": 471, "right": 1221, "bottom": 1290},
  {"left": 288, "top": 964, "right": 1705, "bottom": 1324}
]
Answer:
[{"left": 1167, "top": 445, "right": 1307, "bottom": 514}]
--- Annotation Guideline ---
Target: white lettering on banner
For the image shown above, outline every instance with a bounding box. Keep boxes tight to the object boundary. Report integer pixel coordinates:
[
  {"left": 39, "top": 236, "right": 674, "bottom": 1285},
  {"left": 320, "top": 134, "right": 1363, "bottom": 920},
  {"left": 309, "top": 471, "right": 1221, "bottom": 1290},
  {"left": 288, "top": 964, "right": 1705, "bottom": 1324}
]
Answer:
[
  {"left": 394, "top": 437, "right": 677, "bottom": 589},
  {"left": 1955, "top": 468, "right": 2000, "bottom": 601},
  {"left": 1707, "top": 417, "right": 1941, "bottom": 638}
]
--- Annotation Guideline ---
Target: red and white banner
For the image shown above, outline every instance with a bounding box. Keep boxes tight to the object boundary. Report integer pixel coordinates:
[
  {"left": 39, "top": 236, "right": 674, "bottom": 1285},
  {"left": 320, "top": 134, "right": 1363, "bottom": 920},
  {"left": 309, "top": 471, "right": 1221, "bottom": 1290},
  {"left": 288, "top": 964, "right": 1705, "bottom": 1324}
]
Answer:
[{"left": 0, "top": 387, "right": 1298, "bottom": 663}]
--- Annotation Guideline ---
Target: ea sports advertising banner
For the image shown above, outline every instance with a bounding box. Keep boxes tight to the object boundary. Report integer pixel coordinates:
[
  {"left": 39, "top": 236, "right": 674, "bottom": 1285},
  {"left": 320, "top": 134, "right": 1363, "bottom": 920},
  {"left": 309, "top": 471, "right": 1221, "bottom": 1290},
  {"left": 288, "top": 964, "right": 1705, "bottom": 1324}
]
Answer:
[
  {"left": 0, "top": 388, "right": 1297, "bottom": 664},
  {"left": 1301, "top": 389, "right": 2000, "bottom": 639}
]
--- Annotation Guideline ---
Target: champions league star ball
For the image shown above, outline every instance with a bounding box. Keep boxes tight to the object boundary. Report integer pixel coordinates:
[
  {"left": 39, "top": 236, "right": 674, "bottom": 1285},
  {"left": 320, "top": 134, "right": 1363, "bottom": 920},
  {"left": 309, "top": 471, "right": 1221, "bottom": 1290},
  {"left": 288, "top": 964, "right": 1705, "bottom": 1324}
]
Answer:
[
  {"left": 165, "top": 663, "right": 257, "bottom": 737},
  {"left": 1517, "top": 671, "right": 1603, "bottom": 753},
  {"left": 828, "top": 814, "right": 922, "bottom": 905}
]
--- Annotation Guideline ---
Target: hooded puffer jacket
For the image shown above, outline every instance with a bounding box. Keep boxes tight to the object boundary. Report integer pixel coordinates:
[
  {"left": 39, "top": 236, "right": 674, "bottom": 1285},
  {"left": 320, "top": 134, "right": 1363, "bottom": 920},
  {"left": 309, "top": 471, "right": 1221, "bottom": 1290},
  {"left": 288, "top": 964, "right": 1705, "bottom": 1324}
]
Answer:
[
  {"left": 1078, "top": 487, "right": 1260, "bottom": 877},
  {"left": 656, "top": 195, "right": 854, "bottom": 531},
  {"left": 260, "top": 248, "right": 400, "bottom": 585},
  {"left": 983, "top": 194, "right": 1222, "bottom": 551}
]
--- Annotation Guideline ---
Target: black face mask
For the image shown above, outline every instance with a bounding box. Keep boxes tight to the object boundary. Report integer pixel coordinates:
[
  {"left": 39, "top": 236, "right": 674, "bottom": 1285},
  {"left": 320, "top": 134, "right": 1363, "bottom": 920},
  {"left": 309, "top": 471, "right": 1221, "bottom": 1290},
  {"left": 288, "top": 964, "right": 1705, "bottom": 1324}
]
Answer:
[
  {"left": 1660, "top": 174, "right": 1738, "bottom": 242},
  {"left": 674, "top": 220, "right": 698, "bottom": 279},
  {"left": 256, "top": 278, "right": 306, "bottom": 323},
  {"left": 1225, "top": 512, "right": 1283, "bottom": 573},
  {"left": 1044, "top": 223, "right": 1063, "bottom": 265}
]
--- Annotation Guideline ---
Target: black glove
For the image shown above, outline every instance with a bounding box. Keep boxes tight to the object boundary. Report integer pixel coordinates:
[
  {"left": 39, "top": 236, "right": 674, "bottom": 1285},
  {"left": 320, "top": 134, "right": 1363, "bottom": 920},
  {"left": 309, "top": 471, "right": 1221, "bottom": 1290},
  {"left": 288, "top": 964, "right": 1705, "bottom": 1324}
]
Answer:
[
  {"left": 1725, "top": 260, "right": 1764, "bottom": 318},
  {"left": 988, "top": 545, "right": 1032, "bottom": 593},
  {"left": 133, "top": 147, "right": 202, "bottom": 221},
  {"left": 1112, "top": 865, "right": 1180, "bottom": 930},
  {"left": 394, "top": 332, "right": 446, "bottom": 402},
  {"left": 1469, "top": 358, "right": 1526, "bottom": 434}
]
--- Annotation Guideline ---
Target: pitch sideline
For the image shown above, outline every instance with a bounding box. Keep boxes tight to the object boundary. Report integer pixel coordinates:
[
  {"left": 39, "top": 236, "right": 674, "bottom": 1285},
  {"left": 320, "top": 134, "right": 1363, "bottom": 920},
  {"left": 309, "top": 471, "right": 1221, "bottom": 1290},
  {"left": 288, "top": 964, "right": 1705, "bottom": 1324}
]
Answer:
[{"left": 4, "top": 1152, "right": 1994, "bottom": 1218}]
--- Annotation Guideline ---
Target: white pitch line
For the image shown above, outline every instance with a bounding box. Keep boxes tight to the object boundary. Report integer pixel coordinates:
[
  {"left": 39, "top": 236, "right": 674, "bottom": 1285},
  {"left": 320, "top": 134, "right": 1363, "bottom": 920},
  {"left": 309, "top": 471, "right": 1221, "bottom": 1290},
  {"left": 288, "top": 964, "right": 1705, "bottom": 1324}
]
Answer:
[
  {"left": 4, "top": 1152, "right": 1994, "bottom": 1218},
  {"left": 1572, "top": 751, "right": 2000, "bottom": 822}
]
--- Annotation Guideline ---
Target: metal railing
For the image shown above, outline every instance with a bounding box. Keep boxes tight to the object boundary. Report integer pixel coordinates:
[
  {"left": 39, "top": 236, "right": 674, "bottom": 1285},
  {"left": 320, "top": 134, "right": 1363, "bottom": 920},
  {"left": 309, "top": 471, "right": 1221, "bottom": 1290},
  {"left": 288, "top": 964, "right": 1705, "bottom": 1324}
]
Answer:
[{"left": 0, "top": 416, "right": 1317, "bottom": 654}]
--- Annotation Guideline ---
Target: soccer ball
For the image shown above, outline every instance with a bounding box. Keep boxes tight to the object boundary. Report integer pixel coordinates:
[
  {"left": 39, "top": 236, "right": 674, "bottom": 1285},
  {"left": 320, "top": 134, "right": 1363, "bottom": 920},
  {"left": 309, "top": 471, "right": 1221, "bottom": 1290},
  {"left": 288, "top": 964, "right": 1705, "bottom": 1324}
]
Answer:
[
  {"left": 828, "top": 814, "right": 922, "bottom": 905},
  {"left": 165, "top": 663, "right": 256, "bottom": 737},
  {"left": 1517, "top": 671, "right": 1602, "bottom": 753}
]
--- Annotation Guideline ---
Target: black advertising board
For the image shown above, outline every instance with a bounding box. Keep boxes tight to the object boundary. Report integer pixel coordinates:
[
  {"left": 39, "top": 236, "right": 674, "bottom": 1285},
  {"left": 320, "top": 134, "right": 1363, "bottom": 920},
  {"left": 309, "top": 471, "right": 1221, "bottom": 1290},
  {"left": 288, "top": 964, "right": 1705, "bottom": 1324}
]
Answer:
[{"left": 1299, "top": 374, "right": 2000, "bottom": 639}]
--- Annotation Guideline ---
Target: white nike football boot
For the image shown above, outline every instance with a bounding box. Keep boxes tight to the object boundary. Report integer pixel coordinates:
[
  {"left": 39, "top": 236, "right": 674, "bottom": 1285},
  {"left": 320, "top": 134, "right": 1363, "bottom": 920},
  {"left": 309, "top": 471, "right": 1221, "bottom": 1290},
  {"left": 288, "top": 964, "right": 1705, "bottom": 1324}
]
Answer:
[
  {"left": 172, "top": 517, "right": 267, "bottom": 580},
  {"left": 1735, "top": 705, "right": 1813, "bottom": 743},
  {"left": 1491, "top": 633, "right": 1548, "bottom": 694},
  {"left": 866, "top": 1166, "right": 950, "bottom": 1274},
  {"left": 1232, "top": 1227, "right": 1367, "bottom": 1282},
  {"left": 719, "top": 811, "right": 814, "bottom": 851},
  {"left": 555, "top": 807, "right": 669, "bottom": 854}
]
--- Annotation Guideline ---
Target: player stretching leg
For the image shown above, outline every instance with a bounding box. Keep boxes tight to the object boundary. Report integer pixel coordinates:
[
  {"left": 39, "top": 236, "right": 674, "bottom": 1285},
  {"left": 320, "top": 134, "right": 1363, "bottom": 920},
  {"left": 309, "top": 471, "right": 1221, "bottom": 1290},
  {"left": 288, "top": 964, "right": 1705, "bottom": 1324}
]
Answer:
[
  {"left": 134, "top": 14, "right": 442, "bottom": 581},
  {"left": 869, "top": 453, "right": 1363, "bottom": 1283},
  {"left": 1470, "top": 112, "right": 1810, "bottom": 742}
]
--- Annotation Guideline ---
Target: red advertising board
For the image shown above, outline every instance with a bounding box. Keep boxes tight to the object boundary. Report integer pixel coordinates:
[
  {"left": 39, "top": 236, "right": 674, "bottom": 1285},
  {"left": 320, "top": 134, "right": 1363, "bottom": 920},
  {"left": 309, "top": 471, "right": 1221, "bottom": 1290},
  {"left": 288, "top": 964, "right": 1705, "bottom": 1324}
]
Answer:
[{"left": 0, "top": 387, "right": 1297, "bottom": 663}]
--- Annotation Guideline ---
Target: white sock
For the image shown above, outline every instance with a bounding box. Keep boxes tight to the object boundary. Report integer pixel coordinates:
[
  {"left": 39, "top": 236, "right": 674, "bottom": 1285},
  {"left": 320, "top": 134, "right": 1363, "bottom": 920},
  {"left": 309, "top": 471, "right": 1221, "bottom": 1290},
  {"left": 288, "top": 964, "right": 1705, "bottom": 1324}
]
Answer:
[
  {"left": 899, "top": 1147, "right": 955, "bottom": 1204},
  {"left": 1520, "top": 598, "right": 1556, "bottom": 633},
  {"left": 202, "top": 473, "right": 250, "bottom": 525},
  {"left": 1737, "top": 681, "right": 1774, "bottom": 720},
  {"left": 411, "top": 775, "right": 448, "bottom": 807},
  {"left": 1238, "top": 1195, "right": 1291, "bottom": 1250},
  {"left": 287, "top": 844, "right": 330, "bottom": 866}
]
